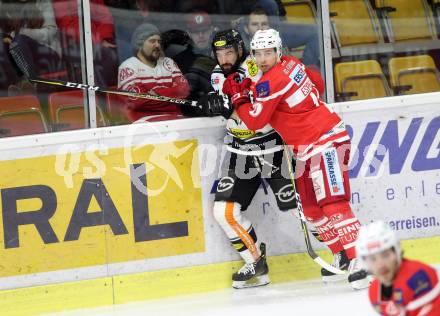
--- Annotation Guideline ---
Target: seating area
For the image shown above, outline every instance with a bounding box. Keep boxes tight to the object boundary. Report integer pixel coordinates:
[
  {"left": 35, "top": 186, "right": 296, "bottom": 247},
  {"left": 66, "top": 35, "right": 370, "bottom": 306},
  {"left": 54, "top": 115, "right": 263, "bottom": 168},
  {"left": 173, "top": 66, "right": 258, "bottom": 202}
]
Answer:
[
  {"left": 0, "top": 95, "right": 49, "bottom": 137},
  {"left": 327, "top": 0, "right": 437, "bottom": 49},
  {"left": 282, "top": 0, "right": 317, "bottom": 24},
  {"left": 334, "top": 59, "right": 391, "bottom": 101},
  {"left": 0, "top": 90, "right": 113, "bottom": 137},
  {"left": 388, "top": 55, "right": 440, "bottom": 94},
  {"left": 374, "top": 0, "right": 436, "bottom": 43},
  {"left": 0, "top": 87, "right": 192, "bottom": 137},
  {"left": 329, "top": 0, "right": 384, "bottom": 48},
  {"left": 334, "top": 55, "right": 440, "bottom": 101},
  {"left": 48, "top": 90, "right": 108, "bottom": 131},
  {"left": 282, "top": 0, "right": 439, "bottom": 46},
  {"left": 282, "top": 1, "right": 440, "bottom": 101}
]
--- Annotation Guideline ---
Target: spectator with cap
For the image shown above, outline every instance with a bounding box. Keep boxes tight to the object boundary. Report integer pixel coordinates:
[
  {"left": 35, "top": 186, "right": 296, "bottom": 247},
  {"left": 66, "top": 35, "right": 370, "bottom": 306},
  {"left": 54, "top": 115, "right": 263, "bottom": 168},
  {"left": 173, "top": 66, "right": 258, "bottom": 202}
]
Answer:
[
  {"left": 172, "top": 11, "right": 217, "bottom": 100},
  {"left": 117, "top": 23, "right": 191, "bottom": 122},
  {"left": 186, "top": 11, "right": 215, "bottom": 57}
]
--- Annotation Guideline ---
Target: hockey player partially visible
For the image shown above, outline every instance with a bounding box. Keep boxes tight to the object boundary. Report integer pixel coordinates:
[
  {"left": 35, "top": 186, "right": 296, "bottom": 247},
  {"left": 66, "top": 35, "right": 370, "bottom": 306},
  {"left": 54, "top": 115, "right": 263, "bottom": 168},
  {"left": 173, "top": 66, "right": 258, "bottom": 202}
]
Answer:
[
  {"left": 357, "top": 221, "right": 440, "bottom": 315},
  {"left": 221, "top": 28, "right": 370, "bottom": 290},
  {"left": 198, "top": 29, "right": 299, "bottom": 289}
]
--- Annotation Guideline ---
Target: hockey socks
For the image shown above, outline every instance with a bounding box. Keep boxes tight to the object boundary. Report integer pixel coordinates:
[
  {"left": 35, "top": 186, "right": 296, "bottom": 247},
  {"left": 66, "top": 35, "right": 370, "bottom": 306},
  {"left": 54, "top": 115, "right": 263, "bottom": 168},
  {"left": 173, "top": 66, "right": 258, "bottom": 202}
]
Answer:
[
  {"left": 310, "top": 216, "right": 344, "bottom": 254},
  {"left": 213, "top": 201, "right": 261, "bottom": 263},
  {"left": 323, "top": 201, "right": 361, "bottom": 260}
]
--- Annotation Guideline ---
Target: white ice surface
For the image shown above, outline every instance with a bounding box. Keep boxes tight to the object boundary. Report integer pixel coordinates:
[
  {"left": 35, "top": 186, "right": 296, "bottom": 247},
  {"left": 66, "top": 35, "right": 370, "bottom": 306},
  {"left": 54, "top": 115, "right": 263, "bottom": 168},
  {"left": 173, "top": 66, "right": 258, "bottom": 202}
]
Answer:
[{"left": 52, "top": 278, "right": 376, "bottom": 316}]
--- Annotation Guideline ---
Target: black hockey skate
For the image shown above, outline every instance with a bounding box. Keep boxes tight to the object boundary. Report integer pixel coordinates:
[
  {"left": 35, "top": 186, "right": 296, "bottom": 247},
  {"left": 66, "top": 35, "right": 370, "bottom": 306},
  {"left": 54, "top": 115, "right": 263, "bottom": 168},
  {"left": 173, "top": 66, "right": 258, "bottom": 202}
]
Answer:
[
  {"left": 347, "top": 258, "right": 373, "bottom": 290},
  {"left": 321, "top": 251, "right": 350, "bottom": 282},
  {"left": 232, "top": 243, "right": 270, "bottom": 289}
]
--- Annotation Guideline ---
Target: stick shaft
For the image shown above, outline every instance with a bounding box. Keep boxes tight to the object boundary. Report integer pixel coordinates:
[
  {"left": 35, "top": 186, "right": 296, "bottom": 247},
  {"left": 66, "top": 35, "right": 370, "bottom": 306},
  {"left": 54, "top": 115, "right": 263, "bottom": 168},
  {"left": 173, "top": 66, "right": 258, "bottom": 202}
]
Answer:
[
  {"left": 283, "top": 145, "right": 346, "bottom": 275},
  {"left": 9, "top": 41, "right": 199, "bottom": 107}
]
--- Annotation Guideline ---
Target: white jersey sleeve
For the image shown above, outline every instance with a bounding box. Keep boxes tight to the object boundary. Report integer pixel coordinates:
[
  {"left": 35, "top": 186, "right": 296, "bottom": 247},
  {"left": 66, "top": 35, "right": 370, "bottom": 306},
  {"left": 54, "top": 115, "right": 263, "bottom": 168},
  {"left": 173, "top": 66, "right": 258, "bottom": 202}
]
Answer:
[{"left": 211, "top": 65, "right": 226, "bottom": 95}]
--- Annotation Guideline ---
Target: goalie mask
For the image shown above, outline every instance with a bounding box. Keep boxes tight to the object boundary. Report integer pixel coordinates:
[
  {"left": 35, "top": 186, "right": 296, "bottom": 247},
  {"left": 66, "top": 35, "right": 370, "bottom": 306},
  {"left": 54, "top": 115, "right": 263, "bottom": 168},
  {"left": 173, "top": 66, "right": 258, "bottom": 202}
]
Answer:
[{"left": 211, "top": 29, "right": 246, "bottom": 75}]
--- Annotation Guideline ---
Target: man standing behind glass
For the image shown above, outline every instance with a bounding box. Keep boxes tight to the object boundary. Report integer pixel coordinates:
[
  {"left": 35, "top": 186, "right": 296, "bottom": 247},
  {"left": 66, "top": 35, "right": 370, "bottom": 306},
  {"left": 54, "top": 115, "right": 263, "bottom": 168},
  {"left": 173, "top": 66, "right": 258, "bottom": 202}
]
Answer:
[
  {"left": 117, "top": 23, "right": 190, "bottom": 122},
  {"left": 186, "top": 12, "right": 215, "bottom": 57},
  {"left": 172, "top": 12, "right": 217, "bottom": 100}
]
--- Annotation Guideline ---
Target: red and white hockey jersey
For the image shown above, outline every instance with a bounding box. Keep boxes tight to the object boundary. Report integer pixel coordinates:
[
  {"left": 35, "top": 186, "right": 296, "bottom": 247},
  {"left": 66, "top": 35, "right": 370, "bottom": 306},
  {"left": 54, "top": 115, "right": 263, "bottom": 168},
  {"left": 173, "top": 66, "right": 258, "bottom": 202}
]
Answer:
[
  {"left": 369, "top": 259, "right": 440, "bottom": 316},
  {"left": 118, "top": 56, "right": 190, "bottom": 122},
  {"left": 211, "top": 57, "right": 285, "bottom": 155},
  {"left": 235, "top": 55, "right": 349, "bottom": 161}
]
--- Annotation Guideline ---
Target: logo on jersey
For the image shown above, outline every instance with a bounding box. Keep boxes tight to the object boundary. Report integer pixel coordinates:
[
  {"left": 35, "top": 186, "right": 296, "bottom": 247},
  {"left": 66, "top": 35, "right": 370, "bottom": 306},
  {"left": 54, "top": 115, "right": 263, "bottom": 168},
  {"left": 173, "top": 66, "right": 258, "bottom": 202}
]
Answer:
[
  {"left": 283, "top": 60, "right": 295, "bottom": 75},
  {"left": 211, "top": 76, "right": 220, "bottom": 85},
  {"left": 229, "top": 128, "right": 256, "bottom": 139},
  {"left": 301, "top": 80, "right": 313, "bottom": 96},
  {"left": 249, "top": 102, "right": 263, "bottom": 117},
  {"left": 323, "top": 148, "right": 345, "bottom": 196},
  {"left": 216, "top": 176, "right": 235, "bottom": 192},
  {"left": 275, "top": 184, "right": 295, "bottom": 203},
  {"left": 246, "top": 60, "right": 259, "bottom": 77},
  {"left": 289, "top": 64, "right": 306, "bottom": 85},
  {"left": 127, "top": 84, "right": 141, "bottom": 100},
  {"left": 408, "top": 270, "right": 433, "bottom": 298},
  {"left": 393, "top": 289, "right": 403, "bottom": 304},
  {"left": 163, "top": 58, "right": 175, "bottom": 72},
  {"left": 256, "top": 81, "right": 270, "bottom": 98},
  {"left": 119, "top": 68, "right": 134, "bottom": 82},
  {"left": 311, "top": 170, "right": 325, "bottom": 201}
]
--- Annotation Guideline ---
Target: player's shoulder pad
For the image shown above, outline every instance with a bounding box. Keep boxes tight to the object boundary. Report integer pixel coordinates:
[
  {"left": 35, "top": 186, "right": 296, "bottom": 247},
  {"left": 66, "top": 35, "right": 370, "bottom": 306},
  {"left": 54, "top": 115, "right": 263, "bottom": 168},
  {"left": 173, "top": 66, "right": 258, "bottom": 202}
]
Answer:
[
  {"left": 240, "top": 56, "right": 260, "bottom": 79},
  {"left": 407, "top": 269, "right": 435, "bottom": 299},
  {"left": 402, "top": 260, "right": 438, "bottom": 299},
  {"left": 254, "top": 57, "right": 300, "bottom": 100},
  {"left": 282, "top": 56, "right": 307, "bottom": 86}
]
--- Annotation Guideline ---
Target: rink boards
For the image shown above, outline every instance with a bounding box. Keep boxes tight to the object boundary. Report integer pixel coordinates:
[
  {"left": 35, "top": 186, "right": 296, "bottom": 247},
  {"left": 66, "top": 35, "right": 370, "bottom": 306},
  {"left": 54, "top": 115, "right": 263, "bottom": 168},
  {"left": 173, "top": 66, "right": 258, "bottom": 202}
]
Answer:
[{"left": 0, "top": 93, "right": 439, "bottom": 315}]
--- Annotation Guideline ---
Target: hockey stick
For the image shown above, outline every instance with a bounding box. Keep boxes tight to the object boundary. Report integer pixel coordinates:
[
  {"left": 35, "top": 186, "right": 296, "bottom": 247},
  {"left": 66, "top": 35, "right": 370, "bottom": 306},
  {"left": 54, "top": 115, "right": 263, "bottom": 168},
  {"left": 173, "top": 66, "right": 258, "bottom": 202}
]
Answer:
[
  {"left": 282, "top": 144, "right": 346, "bottom": 275},
  {"left": 8, "top": 42, "right": 200, "bottom": 108}
]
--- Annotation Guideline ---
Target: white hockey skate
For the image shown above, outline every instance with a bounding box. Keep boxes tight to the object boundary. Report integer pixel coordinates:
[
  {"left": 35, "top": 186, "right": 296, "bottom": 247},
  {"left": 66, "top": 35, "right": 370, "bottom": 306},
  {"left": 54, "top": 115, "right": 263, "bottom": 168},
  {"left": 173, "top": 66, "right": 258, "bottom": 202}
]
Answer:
[
  {"left": 321, "top": 251, "right": 350, "bottom": 282},
  {"left": 347, "top": 258, "right": 373, "bottom": 290},
  {"left": 232, "top": 243, "right": 270, "bottom": 289}
]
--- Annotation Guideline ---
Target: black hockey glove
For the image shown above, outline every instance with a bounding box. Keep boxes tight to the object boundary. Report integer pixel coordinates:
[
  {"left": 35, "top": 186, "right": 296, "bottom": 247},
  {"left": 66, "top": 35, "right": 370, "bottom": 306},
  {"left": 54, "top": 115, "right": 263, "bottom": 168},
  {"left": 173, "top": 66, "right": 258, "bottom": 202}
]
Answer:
[{"left": 198, "top": 92, "right": 232, "bottom": 119}]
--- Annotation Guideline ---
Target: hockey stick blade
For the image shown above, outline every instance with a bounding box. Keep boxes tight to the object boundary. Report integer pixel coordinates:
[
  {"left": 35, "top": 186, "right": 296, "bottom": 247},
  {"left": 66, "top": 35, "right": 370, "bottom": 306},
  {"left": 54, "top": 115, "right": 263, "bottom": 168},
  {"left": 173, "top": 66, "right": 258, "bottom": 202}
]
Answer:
[
  {"left": 299, "top": 217, "right": 346, "bottom": 275},
  {"left": 9, "top": 42, "right": 199, "bottom": 108}
]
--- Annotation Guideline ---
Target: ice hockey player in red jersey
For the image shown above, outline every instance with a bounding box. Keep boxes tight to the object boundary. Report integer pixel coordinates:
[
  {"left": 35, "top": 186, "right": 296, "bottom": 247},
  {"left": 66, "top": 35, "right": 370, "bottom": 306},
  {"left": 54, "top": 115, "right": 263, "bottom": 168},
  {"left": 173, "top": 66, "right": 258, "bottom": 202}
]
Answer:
[
  {"left": 357, "top": 221, "right": 440, "bottom": 316},
  {"left": 118, "top": 23, "right": 190, "bottom": 122},
  {"left": 221, "top": 28, "right": 369, "bottom": 289}
]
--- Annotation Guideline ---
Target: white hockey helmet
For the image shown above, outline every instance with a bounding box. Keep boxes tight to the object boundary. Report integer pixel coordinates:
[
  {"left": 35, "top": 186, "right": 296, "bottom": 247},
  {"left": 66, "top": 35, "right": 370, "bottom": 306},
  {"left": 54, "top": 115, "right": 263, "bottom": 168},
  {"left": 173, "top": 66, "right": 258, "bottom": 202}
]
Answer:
[
  {"left": 250, "top": 28, "right": 283, "bottom": 59},
  {"left": 356, "top": 221, "right": 402, "bottom": 266}
]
